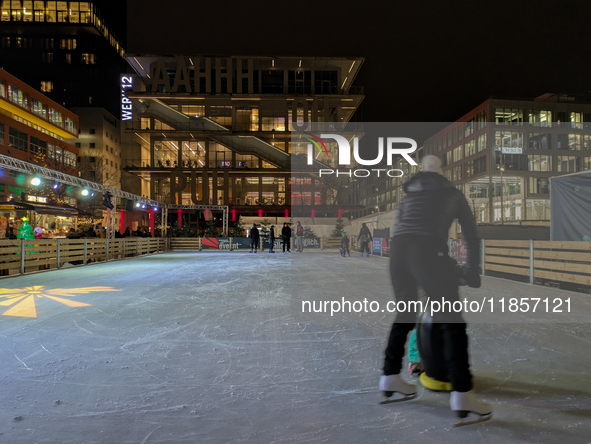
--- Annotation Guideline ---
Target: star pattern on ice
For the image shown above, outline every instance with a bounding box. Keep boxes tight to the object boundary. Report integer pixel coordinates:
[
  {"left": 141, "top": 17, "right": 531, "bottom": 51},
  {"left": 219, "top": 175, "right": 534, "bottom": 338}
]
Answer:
[
  {"left": 584, "top": 235, "right": 591, "bottom": 242},
  {"left": 0, "top": 286, "right": 119, "bottom": 318},
  {"left": 575, "top": 186, "right": 581, "bottom": 192}
]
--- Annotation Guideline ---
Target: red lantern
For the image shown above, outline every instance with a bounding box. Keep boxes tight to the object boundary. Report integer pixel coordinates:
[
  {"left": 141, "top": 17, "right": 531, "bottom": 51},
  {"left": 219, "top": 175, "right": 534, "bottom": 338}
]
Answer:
[
  {"left": 231, "top": 209, "right": 237, "bottom": 222},
  {"left": 311, "top": 209, "right": 316, "bottom": 218},
  {"left": 258, "top": 209, "right": 263, "bottom": 218},
  {"left": 284, "top": 209, "right": 289, "bottom": 218},
  {"left": 338, "top": 208, "right": 342, "bottom": 218}
]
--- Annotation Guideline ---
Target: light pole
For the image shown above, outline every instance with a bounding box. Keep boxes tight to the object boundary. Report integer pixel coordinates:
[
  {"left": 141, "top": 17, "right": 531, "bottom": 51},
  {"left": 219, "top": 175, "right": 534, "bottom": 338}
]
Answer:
[{"left": 499, "top": 165, "right": 505, "bottom": 225}]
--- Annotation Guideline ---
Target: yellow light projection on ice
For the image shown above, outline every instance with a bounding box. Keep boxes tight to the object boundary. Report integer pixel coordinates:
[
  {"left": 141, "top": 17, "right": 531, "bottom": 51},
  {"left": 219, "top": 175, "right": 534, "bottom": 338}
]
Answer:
[{"left": 0, "top": 286, "right": 120, "bottom": 318}]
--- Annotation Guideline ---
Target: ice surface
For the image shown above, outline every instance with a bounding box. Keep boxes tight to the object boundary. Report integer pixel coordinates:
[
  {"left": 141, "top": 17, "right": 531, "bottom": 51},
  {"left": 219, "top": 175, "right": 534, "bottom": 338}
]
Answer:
[{"left": 0, "top": 251, "right": 589, "bottom": 443}]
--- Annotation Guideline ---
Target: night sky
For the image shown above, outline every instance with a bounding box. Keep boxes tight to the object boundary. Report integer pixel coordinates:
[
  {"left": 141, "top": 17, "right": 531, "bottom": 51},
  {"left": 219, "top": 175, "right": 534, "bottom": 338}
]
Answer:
[{"left": 127, "top": 0, "right": 591, "bottom": 123}]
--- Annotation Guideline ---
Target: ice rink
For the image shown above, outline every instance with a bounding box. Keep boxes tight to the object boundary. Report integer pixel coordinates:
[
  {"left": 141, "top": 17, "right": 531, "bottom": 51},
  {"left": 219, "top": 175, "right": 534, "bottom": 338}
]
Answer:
[{"left": 0, "top": 251, "right": 590, "bottom": 443}]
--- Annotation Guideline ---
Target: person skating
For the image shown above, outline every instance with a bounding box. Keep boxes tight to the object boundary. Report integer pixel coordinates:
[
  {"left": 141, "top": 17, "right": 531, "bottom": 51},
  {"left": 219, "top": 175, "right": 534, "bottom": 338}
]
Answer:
[
  {"left": 358, "top": 222, "right": 372, "bottom": 257},
  {"left": 249, "top": 224, "right": 259, "bottom": 253},
  {"left": 380, "top": 155, "right": 491, "bottom": 425},
  {"left": 269, "top": 225, "right": 276, "bottom": 253},
  {"left": 340, "top": 232, "right": 350, "bottom": 257},
  {"left": 281, "top": 222, "right": 291, "bottom": 254},
  {"left": 295, "top": 221, "right": 304, "bottom": 252}
]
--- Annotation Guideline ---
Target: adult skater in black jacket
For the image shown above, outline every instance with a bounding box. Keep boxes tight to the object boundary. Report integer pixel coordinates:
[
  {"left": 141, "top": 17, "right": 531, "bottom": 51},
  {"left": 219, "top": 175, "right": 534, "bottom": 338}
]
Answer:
[
  {"left": 281, "top": 222, "right": 291, "bottom": 254},
  {"left": 379, "top": 155, "right": 491, "bottom": 422},
  {"left": 249, "top": 224, "right": 259, "bottom": 253}
]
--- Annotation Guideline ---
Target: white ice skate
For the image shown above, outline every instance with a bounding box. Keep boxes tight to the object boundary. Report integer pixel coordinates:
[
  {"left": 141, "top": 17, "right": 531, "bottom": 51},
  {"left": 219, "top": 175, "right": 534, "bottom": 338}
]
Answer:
[
  {"left": 450, "top": 390, "right": 492, "bottom": 427},
  {"left": 379, "top": 374, "right": 417, "bottom": 404}
]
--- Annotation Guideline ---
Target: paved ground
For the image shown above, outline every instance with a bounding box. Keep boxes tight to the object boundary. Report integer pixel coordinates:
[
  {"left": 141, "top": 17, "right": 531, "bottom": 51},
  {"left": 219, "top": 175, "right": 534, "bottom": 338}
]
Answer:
[{"left": 0, "top": 251, "right": 590, "bottom": 444}]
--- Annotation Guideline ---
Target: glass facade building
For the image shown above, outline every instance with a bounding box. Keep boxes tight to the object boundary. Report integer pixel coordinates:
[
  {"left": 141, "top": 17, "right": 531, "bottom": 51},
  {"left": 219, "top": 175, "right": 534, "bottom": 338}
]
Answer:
[{"left": 121, "top": 55, "right": 364, "bottom": 225}]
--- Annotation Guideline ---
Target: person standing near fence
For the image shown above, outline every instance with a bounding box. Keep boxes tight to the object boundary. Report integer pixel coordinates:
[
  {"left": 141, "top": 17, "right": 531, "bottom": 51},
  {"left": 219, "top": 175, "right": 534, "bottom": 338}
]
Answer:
[
  {"left": 281, "top": 222, "right": 291, "bottom": 254},
  {"left": 296, "top": 221, "right": 304, "bottom": 252},
  {"left": 358, "top": 223, "right": 372, "bottom": 258},
  {"left": 249, "top": 224, "right": 260, "bottom": 253}
]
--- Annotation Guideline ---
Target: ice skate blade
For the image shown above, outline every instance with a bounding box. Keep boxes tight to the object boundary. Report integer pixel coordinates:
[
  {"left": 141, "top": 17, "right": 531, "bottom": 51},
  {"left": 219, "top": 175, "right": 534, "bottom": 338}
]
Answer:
[
  {"left": 379, "top": 393, "right": 417, "bottom": 405},
  {"left": 453, "top": 412, "right": 492, "bottom": 427}
]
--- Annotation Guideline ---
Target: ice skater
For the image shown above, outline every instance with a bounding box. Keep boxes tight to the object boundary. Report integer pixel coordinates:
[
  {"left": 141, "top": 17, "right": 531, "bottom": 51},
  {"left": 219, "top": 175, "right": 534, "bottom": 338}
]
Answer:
[
  {"left": 379, "top": 155, "right": 491, "bottom": 426},
  {"left": 295, "top": 221, "right": 304, "bottom": 252},
  {"left": 340, "top": 232, "right": 350, "bottom": 257},
  {"left": 358, "top": 223, "right": 372, "bottom": 257},
  {"left": 249, "top": 223, "right": 259, "bottom": 253},
  {"left": 281, "top": 222, "right": 291, "bottom": 254}
]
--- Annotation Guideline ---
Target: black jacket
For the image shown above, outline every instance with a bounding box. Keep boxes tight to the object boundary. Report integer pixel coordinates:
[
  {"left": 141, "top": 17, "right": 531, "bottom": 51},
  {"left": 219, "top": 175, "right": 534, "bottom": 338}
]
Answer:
[
  {"left": 269, "top": 227, "right": 275, "bottom": 241},
  {"left": 281, "top": 226, "right": 291, "bottom": 239},
  {"left": 392, "top": 172, "right": 480, "bottom": 273},
  {"left": 250, "top": 227, "right": 260, "bottom": 241},
  {"left": 358, "top": 226, "right": 372, "bottom": 243}
]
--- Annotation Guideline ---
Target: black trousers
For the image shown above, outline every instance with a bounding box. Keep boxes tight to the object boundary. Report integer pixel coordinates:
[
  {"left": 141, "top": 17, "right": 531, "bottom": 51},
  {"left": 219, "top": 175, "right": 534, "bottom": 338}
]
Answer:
[
  {"left": 251, "top": 239, "right": 258, "bottom": 251},
  {"left": 282, "top": 237, "right": 290, "bottom": 252},
  {"left": 383, "top": 235, "right": 472, "bottom": 392},
  {"left": 360, "top": 241, "right": 371, "bottom": 254}
]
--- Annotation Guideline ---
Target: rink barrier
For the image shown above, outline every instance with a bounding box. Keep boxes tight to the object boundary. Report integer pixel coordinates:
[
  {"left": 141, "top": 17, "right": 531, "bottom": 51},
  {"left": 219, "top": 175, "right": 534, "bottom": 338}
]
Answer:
[
  {"left": 461, "top": 239, "right": 591, "bottom": 290},
  {"left": 169, "top": 237, "right": 340, "bottom": 252},
  {"left": 0, "top": 237, "right": 171, "bottom": 277}
]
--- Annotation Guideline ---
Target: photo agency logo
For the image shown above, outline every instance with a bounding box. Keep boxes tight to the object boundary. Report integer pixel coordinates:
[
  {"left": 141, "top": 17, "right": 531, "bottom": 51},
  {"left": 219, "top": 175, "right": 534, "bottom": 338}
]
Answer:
[{"left": 302, "top": 132, "right": 418, "bottom": 178}]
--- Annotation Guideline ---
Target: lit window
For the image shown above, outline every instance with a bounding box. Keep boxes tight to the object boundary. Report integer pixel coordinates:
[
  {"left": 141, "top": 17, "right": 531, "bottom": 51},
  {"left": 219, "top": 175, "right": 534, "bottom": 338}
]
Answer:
[{"left": 40, "top": 81, "right": 53, "bottom": 92}]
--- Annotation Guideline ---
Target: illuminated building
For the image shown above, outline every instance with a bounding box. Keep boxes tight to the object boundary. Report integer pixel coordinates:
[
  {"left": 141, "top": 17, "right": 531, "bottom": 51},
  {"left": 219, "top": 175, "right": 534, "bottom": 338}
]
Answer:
[
  {"left": 0, "top": 0, "right": 127, "bottom": 116},
  {"left": 121, "top": 55, "right": 364, "bottom": 228},
  {"left": 0, "top": 68, "right": 80, "bottom": 229},
  {"left": 354, "top": 94, "right": 591, "bottom": 223}
]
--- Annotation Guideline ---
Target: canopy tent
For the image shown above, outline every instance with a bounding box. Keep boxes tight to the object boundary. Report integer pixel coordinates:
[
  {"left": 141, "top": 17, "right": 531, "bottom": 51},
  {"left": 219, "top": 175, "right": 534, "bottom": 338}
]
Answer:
[{"left": 550, "top": 170, "right": 591, "bottom": 241}]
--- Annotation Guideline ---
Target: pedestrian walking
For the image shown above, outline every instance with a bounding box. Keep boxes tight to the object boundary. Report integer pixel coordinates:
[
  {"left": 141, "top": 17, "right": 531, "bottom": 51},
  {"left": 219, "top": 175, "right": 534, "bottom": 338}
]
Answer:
[
  {"left": 379, "top": 155, "right": 491, "bottom": 423},
  {"left": 358, "top": 222, "right": 372, "bottom": 257},
  {"left": 249, "top": 223, "right": 259, "bottom": 253},
  {"left": 281, "top": 222, "right": 291, "bottom": 254},
  {"left": 296, "top": 221, "right": 304, "bottom": 252}
]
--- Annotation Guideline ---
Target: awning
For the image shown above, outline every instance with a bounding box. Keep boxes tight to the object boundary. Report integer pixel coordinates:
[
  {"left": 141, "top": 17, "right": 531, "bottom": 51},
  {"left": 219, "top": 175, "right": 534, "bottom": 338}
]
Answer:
[
  {"left": 9, "top": 200, "right": 79, "bottom": 217},
  {"left": 0, "top": 201, "right": 35, "bottom": 211}
]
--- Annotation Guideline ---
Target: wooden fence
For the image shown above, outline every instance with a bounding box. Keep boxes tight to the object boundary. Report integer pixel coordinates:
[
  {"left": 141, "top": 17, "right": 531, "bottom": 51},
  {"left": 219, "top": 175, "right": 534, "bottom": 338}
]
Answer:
[
  {"left": 482, "top": 240, "right": 591, "bottom": 288},
  {"left": 0, "top": 237, "right": 171, "bottom": 277}
]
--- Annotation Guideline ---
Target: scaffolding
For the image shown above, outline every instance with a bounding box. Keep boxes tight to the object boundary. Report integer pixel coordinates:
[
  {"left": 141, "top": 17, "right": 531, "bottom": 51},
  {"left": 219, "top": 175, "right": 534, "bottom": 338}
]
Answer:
[{"left": 0, "top": 154, "right": 229, "bottom": 236}]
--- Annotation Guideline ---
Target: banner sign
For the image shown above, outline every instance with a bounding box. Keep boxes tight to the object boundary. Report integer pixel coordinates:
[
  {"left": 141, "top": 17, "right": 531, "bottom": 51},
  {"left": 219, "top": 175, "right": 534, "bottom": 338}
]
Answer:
[{"left": 450, "top": 239, "right": 467, "bottom": 266}]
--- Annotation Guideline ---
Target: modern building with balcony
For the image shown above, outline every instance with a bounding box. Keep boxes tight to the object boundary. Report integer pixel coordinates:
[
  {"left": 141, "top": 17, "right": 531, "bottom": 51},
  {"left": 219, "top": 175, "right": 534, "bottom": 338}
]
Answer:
[{"left": 120, "top": 55, "right": 364, "bottom": 229}]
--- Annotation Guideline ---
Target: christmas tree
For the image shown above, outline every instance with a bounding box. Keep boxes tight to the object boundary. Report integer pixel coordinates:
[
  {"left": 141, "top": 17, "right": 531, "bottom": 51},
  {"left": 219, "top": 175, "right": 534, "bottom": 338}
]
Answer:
[{"left": 331, "top": 218, "right": 346, "bottom": 237}]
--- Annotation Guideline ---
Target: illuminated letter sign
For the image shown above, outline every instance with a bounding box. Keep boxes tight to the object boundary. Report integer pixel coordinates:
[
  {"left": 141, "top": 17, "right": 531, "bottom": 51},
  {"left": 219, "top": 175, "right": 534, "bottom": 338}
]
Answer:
[{"left": 121, "top": 75, "right": 133, "bottom": 121}]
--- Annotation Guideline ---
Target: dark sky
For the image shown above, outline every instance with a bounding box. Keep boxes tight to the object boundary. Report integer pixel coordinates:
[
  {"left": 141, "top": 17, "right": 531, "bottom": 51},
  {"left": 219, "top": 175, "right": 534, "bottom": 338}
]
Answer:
[{"left": 127, "top": 0, "right": 591, "bottom": 123}]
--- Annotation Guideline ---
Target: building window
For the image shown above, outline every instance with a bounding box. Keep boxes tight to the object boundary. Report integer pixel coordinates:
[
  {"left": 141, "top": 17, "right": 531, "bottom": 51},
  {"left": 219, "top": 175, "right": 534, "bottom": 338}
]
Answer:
[
  {"left": 527, "top": 155, "right": 552, "bottom": 172},
  {"left": 40, "top": 81, "right": 53, "bottom": 92},
  {"left": 528, "top": 110, "right": 552, "bottom": 127},
  {"left": 557, "top": 134, "right": 581, "bottom": 150},
  {"left": 89, "top": 128, "right": 95, "bottom": 134},
  {"left": 556, "top": 156, "right": 579, "bottom": 173},
  {"left": 64, "top": 150, "right": 76, "bottom": 168},
  {"left": 65, "top": 117, "right": 76, "bottom": 134},
  {"left": 209, "top": 106, "right": 232, "bottom": 126},
  {"left": 583, "top": 157, "right": 591, "bottom": 171},
  {"left": 105, "top": 158, "right": 108, "bottom": 165},
  {"left": 41, "top": 52, "right": 53, "bottom": 63},
  {"left": 0, "top": 122, "right": 4, "bottom": 143},
  {"left": 495, "top": 131, "right": 523, "bottom": 152},
  {"left": 464, "top": 140, "right": 475, "bottom": 158},
  {"left": 8, "top": 127, "right": 28, "bottom": 153},
  {"left": 60, "top": 38, "right": 76, "bottom": 50},
  {"left": 75, "top": 143, "right": 81, "bottom": 148},
  {"left": 7, "top": 84, "right": 28, "bottom": 109},
  {"left": 452, "top": 146, "right": 462, "bottom": 162},
  {"left": 261, "top": 117, "right": 285, "bottom": 131},
  {"left": 528, "top": 132, "right": 551, "bottom": 150},
  {"left": 180, "top": 105, "right": 205, "bottom": 117},
  {"left": 65, "top": 53, "right": 71, "bottom": 64},
  {"left": 529, "top": 177, "right": 549, "bottom": 194},
  {"left": 30, "top": 136, "right": 47, "bottom": 156},
  {"left": 81, "top": 53, "right": 96, "bottom": 64},
  {"left": 48, "top": 108, "right": 63, "bottom": 127}
]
